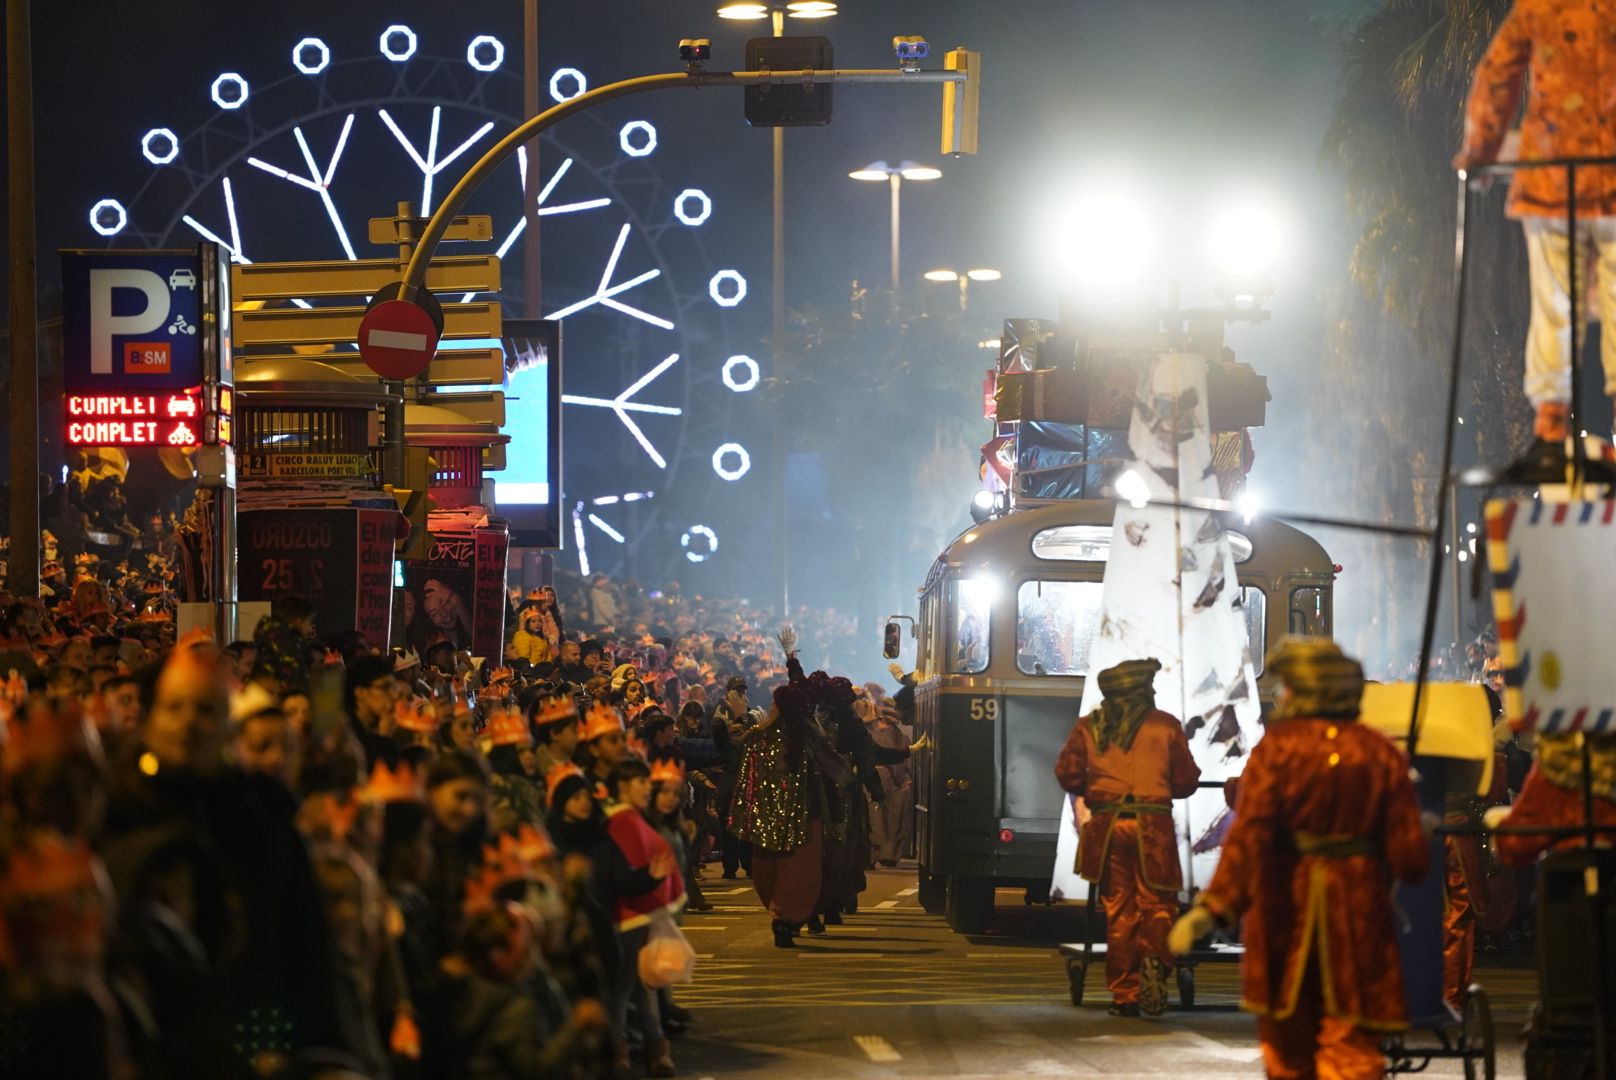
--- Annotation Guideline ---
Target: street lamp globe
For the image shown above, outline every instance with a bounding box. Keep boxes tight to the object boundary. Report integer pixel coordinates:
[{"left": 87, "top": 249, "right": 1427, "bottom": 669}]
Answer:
[
  {"left": 898, "top": 161, "right": 942, "bottom": 182},
  {"left": 923, "top": 269, "right": 960, "bottom": 282},
  {"left": 966, "top": 268, "right": 1002, "bottom": 282},
  {"left": 716, "top": 3, "right": 770, "bottom": 18},
  {"left": 849, "top": 161, "right": 892, "bottom": 182}
]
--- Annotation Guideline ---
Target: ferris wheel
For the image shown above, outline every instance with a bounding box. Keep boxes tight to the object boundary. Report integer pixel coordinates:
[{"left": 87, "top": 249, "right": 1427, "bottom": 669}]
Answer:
[{"left": 86, "top": 24, "right": 762, "bottom": 576}]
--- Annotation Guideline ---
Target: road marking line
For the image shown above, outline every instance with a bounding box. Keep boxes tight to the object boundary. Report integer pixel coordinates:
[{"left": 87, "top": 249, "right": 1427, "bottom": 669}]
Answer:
[
  {"left": 895, "top": 887, "right": 918, "bottom": 896},
  {"left": 680, "top": 925, "right": 736, "bottom": 931},
  {"left": 873, "top": 899, "right": 900, "bottom": 909},
  {"left": 964, "top": 952, "right": 1054, "bottom": 959},
  {"left": 853, "top": 1035, "right": 902, "bottom": 1063}
]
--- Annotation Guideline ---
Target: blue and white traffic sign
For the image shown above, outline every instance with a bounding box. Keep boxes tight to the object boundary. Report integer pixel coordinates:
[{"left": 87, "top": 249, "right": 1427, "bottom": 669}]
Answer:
[{"left": 61, "top": 250, "right": 205, "bottom": 392}]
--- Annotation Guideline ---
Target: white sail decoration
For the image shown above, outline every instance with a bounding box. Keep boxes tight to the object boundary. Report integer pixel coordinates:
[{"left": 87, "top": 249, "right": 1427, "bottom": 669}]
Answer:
[{"left": 1049, "top": 352, "right": 1262, "bottom": 901}]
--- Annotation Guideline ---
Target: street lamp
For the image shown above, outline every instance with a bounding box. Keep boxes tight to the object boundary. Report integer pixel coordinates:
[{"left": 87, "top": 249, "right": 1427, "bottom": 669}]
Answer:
[
  {"left": 923, "top": 266, "right": 1001, "bottom": 311},
  {"left": 848, "top": 159, "right": 942, "bottom": 297},
  {"left": 715, "top": 0, "right": 838, "bottom": 616}
]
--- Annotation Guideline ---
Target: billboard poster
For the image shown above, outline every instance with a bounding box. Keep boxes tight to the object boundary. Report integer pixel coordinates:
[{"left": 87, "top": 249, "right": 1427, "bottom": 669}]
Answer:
[
  {"left": 238, "top": 508, "right": 394, "bottom": 646},
  {"left": 473, "top": 526, "right": 511, "bottom": 660},
  {"left": 402, "top": 532, "right": 477, "bottom": 654}
]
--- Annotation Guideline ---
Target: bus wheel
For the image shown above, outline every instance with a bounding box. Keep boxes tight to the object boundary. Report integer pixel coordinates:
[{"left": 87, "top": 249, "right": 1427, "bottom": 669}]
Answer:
[
  {"left": 918, "top": 866, "right": 947, "bottom": 915},
  {"left": 945, "top": 875, "right": 995, "bottom": 934}
]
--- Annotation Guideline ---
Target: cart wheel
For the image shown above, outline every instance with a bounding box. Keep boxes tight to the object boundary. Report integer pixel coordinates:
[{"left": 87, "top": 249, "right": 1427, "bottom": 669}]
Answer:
[
  {"left": 1065, "top": 957, "right": 1087, "bottom": 1006},
  {"left": 1176, "top": 965, "right": 1196, "bottom": 1010},
  {"left": 1461, "top": 986, "right": 1496, "bottom": 1080}
]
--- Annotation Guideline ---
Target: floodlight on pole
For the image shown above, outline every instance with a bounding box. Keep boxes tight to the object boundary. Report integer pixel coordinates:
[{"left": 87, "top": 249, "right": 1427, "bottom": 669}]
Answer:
[{"left": 848, "top": 159, "right": 941, "bottom": 297}]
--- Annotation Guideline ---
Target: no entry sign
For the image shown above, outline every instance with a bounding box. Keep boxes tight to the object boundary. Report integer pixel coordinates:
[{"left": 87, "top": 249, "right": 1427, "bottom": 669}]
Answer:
[{"left": 359, "top": 297, "right": 440, "bottom": 380}]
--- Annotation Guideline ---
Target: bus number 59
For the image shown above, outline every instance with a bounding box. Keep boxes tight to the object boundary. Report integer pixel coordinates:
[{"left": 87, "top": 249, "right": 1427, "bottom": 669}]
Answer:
[{"left": 968, "top": 698, "right": 999, "bottom": 721}]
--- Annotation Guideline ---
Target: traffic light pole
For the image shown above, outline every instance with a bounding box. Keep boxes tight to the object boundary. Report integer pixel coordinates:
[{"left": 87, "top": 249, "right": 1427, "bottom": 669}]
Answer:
[{"left": 398, "top": 63, "right": 971, "bottom": 293}]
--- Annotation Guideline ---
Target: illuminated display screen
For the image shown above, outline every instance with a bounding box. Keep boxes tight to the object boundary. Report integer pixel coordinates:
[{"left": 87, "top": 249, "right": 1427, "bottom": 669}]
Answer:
[{"left": 65, "top": 391, "right": 202, "bottom": 447}]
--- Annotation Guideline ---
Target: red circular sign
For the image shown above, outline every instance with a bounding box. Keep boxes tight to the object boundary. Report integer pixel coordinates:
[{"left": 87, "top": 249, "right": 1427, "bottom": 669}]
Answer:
[{"left": 358, "top": 298, "right": 440, "bottom": 380}]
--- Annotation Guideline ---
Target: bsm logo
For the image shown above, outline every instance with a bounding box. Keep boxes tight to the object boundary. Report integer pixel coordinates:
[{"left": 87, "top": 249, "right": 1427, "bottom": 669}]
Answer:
[{"left": 88, "top": 268, "right": 195, "bottom": 376}]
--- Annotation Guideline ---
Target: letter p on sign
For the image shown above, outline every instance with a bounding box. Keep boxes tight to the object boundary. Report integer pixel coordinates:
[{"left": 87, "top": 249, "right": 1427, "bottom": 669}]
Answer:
[{"left": 89, "top": 269, "right": 170, "bottom": 375}]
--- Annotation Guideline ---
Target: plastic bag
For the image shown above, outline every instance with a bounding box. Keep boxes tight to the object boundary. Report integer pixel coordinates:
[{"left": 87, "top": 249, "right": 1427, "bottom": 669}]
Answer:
[{"left": 637, "top": 912, "right": 696, "bottom": 989}]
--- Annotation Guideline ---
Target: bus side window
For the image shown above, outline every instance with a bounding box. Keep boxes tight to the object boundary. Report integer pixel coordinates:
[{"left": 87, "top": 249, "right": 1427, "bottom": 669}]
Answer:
[
  {"left": 1288, "top": 585, "right": 1329, "bottom": 637},
  {"left": 949, "top": 579, "right": 992, "bottom": 674},
  {"left": 1240, "top": 587, "right": 1266, "bottom": 675}
]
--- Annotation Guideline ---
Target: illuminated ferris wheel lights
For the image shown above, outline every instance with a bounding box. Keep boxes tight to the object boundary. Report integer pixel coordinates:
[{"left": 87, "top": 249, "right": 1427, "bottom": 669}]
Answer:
[
  {"left": 588, "top": 514, "right": 627, "bottom": 543},
  {"left": 380, "top": 25, "right": 418, "bottom": 62},
  {"left": 709, "top": 270, "right": 748, "bottom": 307},
  {"left": 712, "top": 443, "right": 752, "bottom": 482},
  {"left": 467, "top": 35, "right": 505, "bottom": 72},
  {"left": 722, "top": 355, "right": 760, "bottom": 392},
  {"left": 89, "top": 199, "right": 128, "bottom": 237},
  {"left": 210, "top": 73, "right": 249, "bottom": 110},
  {"left": 141, "top": 128, "right": 180, "bottom": 165},
  {"left": 292, "top": 37, "right": 331, "bottom": 75},
  {"left": 674, "top": 188, "right": 712, "bottom": 226},
  {"left": 620, "top": 120, "right": 658, "bottom": 158},
  {"left": 549, "top": 67, "right": 588, "bottom": 102},
  {"left": 682, "top": 525, "right": 719, "bottom": 563}
]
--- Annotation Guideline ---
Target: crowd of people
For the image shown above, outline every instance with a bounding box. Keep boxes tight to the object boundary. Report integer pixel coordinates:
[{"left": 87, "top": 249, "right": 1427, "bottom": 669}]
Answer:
[{"left": 0, "top": 549, "right": 918, "bottom": 1080}]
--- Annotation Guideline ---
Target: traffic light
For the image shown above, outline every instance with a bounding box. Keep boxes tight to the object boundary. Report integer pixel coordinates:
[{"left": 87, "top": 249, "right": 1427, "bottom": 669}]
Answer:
[
  {"left": 941, "top": 48, "right": 980, "bottom": 156},
  {"left": 388, "top": 446, "right": 438, "bottom": 560}
]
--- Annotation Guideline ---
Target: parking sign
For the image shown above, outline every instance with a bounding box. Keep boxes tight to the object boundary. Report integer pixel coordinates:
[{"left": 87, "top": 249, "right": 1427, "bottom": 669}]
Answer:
[{"left": 61, "top": 250, "right": 205, "bottom": 392}]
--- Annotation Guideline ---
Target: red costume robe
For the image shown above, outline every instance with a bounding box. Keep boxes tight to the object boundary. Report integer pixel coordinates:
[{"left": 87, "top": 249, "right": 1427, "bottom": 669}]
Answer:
[
  {"left": 1056, "top": 708, "right": 1200, "bottom": 1004},
  {"left": 1201, "top": 717, "right": 1429, "bottom": 1079},
  {"left": 1493, "top": 762, "right": 1616, "bottom": 868}
]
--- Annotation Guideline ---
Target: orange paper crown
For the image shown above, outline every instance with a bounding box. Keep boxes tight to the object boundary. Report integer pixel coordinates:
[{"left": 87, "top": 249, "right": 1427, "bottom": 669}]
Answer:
[
  {"left": 394, "top": 697, "right": 439, "bottom": 735},
  {"left": 303, "top": 790, "right": 362, "bottom": 844},
  {"left": 486, "top": 707, "right": 532, "bottom": 749},
  {"left": 360, "top": 760, "right": 426, "bottom": 805},
  {"left": 534, "top": 694, "right": 579, "bottom": 726},
  {"left": 545, "top": 762, "right": 587, "bottom": 804},
  {"left": 0, "top": 833, "right": 101, "bottom": 902},
  {"left": 649, "top": 757, "right": 686, "bottom": 787},
  {"left": 1, "top": 700, "right": 102, "bottom": 777},
  {"left": 625, "top": 731, "right": 649, "bottom": 761},
  {"left": 579, "top": 701, "right": 625, "bottom": 742}
]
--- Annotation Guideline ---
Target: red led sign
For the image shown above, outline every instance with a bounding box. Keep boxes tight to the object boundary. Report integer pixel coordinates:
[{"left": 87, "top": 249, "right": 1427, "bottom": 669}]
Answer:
[{"left": 64, "top": 392, "right": 203, "bottom": 447}]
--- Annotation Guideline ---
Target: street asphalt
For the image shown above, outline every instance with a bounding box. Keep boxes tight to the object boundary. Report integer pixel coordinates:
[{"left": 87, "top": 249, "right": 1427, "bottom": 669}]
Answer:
[{"left": 665, "top": 864, "right": 1536, "bottom": 1079}]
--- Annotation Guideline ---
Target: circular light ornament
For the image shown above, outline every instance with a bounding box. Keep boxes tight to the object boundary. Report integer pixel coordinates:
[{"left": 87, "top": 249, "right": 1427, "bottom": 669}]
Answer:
[
  {"left": 721, "top": 355, "right": 760, "bottom": 392},
  {"left": 467, "top": 35, "right": 505, "bottom": 72},
  {"left": 1058, "top": 191, "right": 1152, "bottom": 290},
  {"left": 549, "top": 67, "right": 587, "bottom": 101},
  {"left": 709, "top": 270, "right": 748, "bottom": 307},
  {"left": 210, "top": 73, "right": 249, "bottom": 110},
  {"left": 292, "top": 37, "right": 331, "bottom": 75},
  {"left": 712, "top": 443, "right": 752, "bottom": 481},
  {"left": 380, "top": 25, "right": 418, "bottom": 62},
  {"left": 619, "top": 120, "right": 657, "bottom": 158},
  {"left": 141, "top": 128, "right": 180, "bottom": 165},
  {"left": 682, "top": 525, "right": 719, "bottom": 563},
  {"left": 674, "top": 188, "right": 712, "bottom": 226},
  {"left": 89, "top": 199, "right": 128, "bottom": 237},
  {"left": 1209, "top": 205, "right": 1282, "bottom": 279}
]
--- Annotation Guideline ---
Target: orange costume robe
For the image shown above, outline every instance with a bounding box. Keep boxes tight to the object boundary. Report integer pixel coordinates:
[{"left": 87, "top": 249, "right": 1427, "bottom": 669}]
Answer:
[
  {"left": 1201, "top": 718, "right": 1430, "bottom": 1080},
  {"left": 1055, "top": 709, "right": 1200, "bottom": 1004},
  {"left": 1493, "top": 762, "right": 1616, "bottom": 868},
  {"left": 1460, "top": 0, "right": 1616, "bottom": 219}
]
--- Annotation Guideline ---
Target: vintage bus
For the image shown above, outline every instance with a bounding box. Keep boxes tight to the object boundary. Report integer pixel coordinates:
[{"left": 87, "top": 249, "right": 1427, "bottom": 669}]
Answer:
[{"left": 895, "top": 499, "right": 1335, "bottom": 933}]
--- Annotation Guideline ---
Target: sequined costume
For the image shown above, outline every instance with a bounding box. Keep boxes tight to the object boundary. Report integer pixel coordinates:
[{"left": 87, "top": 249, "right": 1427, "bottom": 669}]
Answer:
[
  {"left": 1056, "top": 658, "right": 1200, "bottom": 1010},
  {"left": 1190, "top": 639, "right": 1430, "bottom": 1080}
]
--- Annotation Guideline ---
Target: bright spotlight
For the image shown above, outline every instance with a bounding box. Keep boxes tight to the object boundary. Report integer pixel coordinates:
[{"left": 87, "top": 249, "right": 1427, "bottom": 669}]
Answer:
[
  {"left": 966, "top": 268, "right": 1001, "bottom": 281},
  {"left": 848, "top": 161, "right": 891, "bottom": 183},
  {"left": 970, "top": 489, "right": 994, "bottom": 523},
  {"left": 1115, "top": 468, "right": 1151, "bottom": 509},
  {"left": 923, "top": 269, "right": 959, "bottom": 282},
  {"left": 717, "top": 3, "right": 769, "bottom": 18},
  {"left": 1209, "top": 206, "right": 1281, "bottom": 278},
  {"left": 1237, "top": 489, "right": 1260, "bottom": 524},
  {"left": 898, "top": 160, "right": 942, "bottom": 181},
  {"left": 1058, "top": 192, "right": 1151, "bottom": 289}
]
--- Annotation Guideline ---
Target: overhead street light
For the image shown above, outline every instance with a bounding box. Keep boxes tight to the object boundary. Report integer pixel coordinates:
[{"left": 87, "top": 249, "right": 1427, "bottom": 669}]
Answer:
[
  {"left": 849, "top": 159, "right": 942, "bottom": 296},
  {"left": 923, "top": 266, "right": 1002, "bottom": 310}
]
